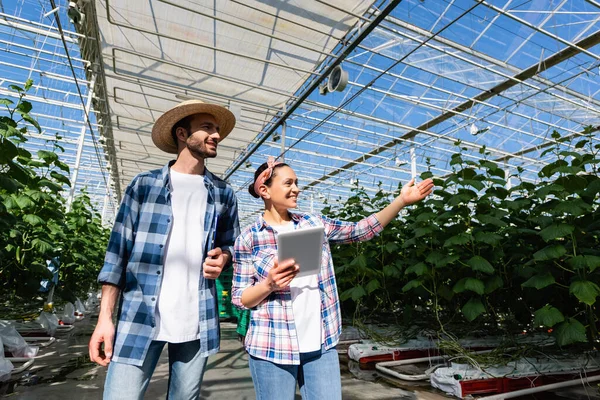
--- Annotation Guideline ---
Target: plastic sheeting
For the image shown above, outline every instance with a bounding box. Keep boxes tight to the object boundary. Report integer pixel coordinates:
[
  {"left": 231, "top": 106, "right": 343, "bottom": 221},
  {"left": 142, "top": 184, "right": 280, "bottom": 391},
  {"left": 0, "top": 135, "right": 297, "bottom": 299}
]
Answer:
[
  {"left": 0, "top": 322, "right": 38, "bottom": 358},
  {"left": 0, "top": 337, "right": 14, "bottom": 382},
  {"left": 35, "top": 312, "right": 60, "bottom": 336}
]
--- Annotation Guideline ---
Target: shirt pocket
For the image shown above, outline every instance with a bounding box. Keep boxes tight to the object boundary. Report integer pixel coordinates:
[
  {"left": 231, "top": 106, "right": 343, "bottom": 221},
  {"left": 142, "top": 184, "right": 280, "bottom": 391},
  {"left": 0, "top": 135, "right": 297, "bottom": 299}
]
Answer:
[{"left": 252, "top": 248, "right": 276, "bottom": 280}]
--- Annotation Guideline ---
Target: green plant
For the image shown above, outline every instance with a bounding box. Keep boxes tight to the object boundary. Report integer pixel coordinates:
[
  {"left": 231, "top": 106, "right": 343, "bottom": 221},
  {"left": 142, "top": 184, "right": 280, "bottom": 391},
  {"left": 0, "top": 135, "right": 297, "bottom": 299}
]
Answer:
[
  {"left": 327, "top": 129, "right": 599, "bottom": 348},
  {"left": 0, "top": 80, "right": 110, "bottom": 304}
]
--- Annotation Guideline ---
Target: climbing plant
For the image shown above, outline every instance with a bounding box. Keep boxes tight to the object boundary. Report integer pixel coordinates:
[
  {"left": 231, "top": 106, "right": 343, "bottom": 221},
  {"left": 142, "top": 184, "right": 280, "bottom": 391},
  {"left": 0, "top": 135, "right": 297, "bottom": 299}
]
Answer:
[
  {"left": 0, "top": 80, "right": 110, "bottom": 303},
  {"left": 327, "top": 127, "right": 600, "bottom": 347}
]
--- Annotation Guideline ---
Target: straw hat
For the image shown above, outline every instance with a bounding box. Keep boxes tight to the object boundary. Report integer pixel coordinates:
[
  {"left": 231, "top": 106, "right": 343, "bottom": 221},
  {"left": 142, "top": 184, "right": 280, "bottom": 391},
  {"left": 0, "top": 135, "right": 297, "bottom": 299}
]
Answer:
[{"left": 151, "top": 99, "right": 236, "bottom": 154}]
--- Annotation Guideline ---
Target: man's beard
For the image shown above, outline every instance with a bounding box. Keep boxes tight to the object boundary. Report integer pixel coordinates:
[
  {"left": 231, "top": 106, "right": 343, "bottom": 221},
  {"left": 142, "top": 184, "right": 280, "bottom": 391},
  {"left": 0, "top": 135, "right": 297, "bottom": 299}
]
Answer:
[{"left": 186, "top": 140, "right": 217, "bottom": 159}]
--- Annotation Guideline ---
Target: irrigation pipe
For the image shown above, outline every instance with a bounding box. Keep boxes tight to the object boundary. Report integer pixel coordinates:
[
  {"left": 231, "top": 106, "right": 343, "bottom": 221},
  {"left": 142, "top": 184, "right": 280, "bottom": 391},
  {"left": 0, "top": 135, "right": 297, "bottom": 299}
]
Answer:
[
  {"left": 375, "top": 350, "right": 493, "bottom": 381},
  {"left": 478, "top": 374, "right": 600, "bottom": 400}
]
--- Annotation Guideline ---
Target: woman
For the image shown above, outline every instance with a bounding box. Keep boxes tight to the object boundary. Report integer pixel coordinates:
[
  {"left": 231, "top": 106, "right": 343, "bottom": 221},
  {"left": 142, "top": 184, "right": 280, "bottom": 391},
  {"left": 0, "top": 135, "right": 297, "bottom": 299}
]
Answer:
[{"left": 232, "top": 157, "right": 433, "bottom": 399}]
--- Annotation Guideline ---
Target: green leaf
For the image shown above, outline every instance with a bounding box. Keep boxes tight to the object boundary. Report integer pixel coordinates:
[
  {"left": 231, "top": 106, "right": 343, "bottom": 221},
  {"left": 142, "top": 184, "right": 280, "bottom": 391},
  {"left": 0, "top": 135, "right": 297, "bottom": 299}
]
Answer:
[
  {"left": 0, "top": 136, "right": 20, "bottom": 162},
  {"left": 24, "top": 79, "right": 33, "bottom": 91},
  {"left": 474, "top": 231, "right": 503, "bottom": 246},
  {"left": 15, "top": 195, "right": 35, "bottom": 209},
  {"left": 385, "top": 242, "right": 399, "bottom": 253},
  {"left": 535, "top": 184, "right": 564, "bottom": 198},
  {"left": 570, "top": 280, "right": 600, "bottom": 305},
  {"left": 365, "top": 279, "right": 380, "bottom": 294},
  {"left": 462, "top": 298, "right": 486, "bottom": 322},
  {"left": 32, "top": 238, "right": 53, "bottom": 253},
  {"left": 352, "top": 285, "right": 367, "bottom": 301},
  {"left": 37, "top": 150, "right": 59, "bottom": 163},
  {"left": 0, "top": 176, "right": 19, "bottom": 192},
  {"left": 0, "top": 98, "right": 14, "bottom": 106},
  {"left": 477, "top": 214, "right": 507, "bottom": 227},
  {"left": 416, "top": 212, "right": 436, "bottom": 222},
  {"left": 533, "top": 245, "right": 567, "bottom": 261},
  {"left": 38, "top": 179, "right": 63, "bottom": 193},
  {"left": 450, "top": 155, "right": 463, "bottom": 166},
  {"left": 461, "top": 179, "right": 485, "bottom": 191},
  {"left": 467, "top": 256, "right": 494, "bottom": 274},
  {"left": 453, "top": 278, "right": 485, "bottom": 295},
  {"left": 53, "top": 160, "right": 70, "bottom": 173},
  {"left": 534, "top": 305, "right": 564, "bottom": 327},
  {"left": 23, "top": 214, "right": 45, "bottom": 226},
  {"left": 567, "top": 255, "right": 600, "bottom": 272},
  {"left": 50, "top": 170, "right": 71, "bottom": 186},
  {"left": 350, "top": 254, "right": 367, "bottom": 269},
  {"left": 414, "top": 226, "right": 434, "bottom": 237},
  {"left": 485, "top": 275, "right": 504, "bottom": 294},
  {"left": 448, "top": 193, "right": 474, "bottom": 206},
  {"left": 522, "top": 272, "right": 555, "bottom": 290},
  {"left": 9, "top": 84, "right": 24, "bottom": 92},
  {"left": 574, "top": 139, "right": 588, "bottom": 149},
  {"left": 16, "top": 100, "right": 32, "bottom": 114},
  {"left": 555, "top": 175, "right": 587, "bottom": 193},
  {"left": 444, "top": 233, "right": 471, "bottom": 247},
  {"left": 402, "top": 279, "right": 422, "bottom": 292},
  {"left": 555, "top": 319, "right": 587, "bottom": 346},
  {"left": 405, "top": 262, "right": 428, "bottom": 276},
  {"left": 539, "top": 223, "right": 574, "bottom": 242},
  {"left": 22, "top": 114, "right": 41, "bottom": 133},
  {"left": 425, "top": 251, "right": 445, "bottom": 266}
]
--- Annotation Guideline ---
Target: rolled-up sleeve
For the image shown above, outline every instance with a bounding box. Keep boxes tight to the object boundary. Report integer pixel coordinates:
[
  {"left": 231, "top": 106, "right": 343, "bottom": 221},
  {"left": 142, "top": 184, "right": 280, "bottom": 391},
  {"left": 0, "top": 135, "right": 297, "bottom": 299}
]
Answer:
[
  {"left": 97, "top": 177, "right": 139, "bottom": 287},
  {"left": 231, "top": 233, "right": 254, "bottom": 310},
  {"left": 320, "top": 213, "right": 383, "bottom": 244}
]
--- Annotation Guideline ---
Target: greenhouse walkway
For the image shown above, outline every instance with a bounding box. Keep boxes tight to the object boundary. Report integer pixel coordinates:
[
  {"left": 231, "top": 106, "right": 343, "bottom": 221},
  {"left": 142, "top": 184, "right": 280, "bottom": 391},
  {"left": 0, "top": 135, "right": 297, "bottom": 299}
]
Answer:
[{"left": 0, "top": 313, "right": 443, "bottom": 399}]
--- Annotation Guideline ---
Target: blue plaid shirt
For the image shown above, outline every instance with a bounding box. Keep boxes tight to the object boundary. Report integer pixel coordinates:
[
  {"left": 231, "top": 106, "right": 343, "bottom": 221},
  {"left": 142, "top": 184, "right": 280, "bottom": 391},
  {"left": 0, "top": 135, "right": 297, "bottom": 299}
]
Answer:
[{"left": 98, "top": 161, "right": 240, "bottom": 366}]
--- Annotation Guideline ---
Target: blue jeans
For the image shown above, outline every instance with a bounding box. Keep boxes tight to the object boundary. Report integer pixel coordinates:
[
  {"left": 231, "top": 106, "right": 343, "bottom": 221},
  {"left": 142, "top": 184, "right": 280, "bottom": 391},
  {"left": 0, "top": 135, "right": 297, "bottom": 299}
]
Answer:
[
  {"left": 103, "top": 340, "right": 208, "bottom": 400},
  {"left": 248, "top": 345, "right": 342, "bottom": 400}
]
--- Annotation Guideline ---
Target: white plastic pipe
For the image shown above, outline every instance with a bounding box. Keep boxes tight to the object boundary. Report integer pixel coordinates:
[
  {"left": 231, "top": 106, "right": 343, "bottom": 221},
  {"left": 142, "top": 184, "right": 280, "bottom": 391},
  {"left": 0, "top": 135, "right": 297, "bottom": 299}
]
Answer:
[{"left": 478, "top": 374, "right": 600, "bottom": 400}]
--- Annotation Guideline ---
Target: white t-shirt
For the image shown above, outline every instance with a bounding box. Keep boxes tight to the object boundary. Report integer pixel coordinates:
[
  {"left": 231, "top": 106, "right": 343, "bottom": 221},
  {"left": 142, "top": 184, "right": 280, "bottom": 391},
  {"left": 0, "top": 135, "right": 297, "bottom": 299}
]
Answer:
[
  {"left": 155, "top": 169, "right": 207, "bottom": 342},
  {"left": 273, "top": 222, "right": 322, "bottom": 353}
]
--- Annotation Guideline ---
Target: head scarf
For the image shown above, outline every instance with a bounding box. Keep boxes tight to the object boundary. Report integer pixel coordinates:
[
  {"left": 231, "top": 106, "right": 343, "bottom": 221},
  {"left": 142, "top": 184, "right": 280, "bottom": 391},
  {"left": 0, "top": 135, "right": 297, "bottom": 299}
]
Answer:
[{"left": 253, "top": 156, "right": 282, "bottom": 196}]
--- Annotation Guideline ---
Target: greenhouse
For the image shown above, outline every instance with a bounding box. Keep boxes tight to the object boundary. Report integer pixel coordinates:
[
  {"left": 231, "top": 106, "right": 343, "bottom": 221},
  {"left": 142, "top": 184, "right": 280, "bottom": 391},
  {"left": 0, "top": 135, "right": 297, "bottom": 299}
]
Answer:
[{"left": 0, "top": 0, "right": 599, "bottom": 398}]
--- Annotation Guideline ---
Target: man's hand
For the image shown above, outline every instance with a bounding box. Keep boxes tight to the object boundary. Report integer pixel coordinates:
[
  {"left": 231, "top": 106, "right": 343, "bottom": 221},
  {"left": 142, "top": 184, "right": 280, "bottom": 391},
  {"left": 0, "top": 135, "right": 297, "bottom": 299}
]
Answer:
[
  {"left": 203, "top": 247, "right": 227, "bottom": 279},
  {"left": 88, "top": 318, "right": 115, "bottom": 367},
  {"left": 265, "top": 258, "right": 299, "bottom": 292}
]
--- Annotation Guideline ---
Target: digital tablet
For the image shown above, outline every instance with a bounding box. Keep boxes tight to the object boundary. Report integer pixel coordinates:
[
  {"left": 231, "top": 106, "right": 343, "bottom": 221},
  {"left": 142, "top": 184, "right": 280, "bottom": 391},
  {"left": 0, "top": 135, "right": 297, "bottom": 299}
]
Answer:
[{"left": 277, "top": 225, "right": 325, "bottom": 278}]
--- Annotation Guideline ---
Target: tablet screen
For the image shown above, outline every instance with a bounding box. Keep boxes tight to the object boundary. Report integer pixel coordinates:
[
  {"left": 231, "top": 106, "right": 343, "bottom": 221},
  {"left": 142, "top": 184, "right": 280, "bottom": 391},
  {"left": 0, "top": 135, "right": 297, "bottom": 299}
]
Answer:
[{"left": 277, "top": 226, "right": 324, "bottom": 278}]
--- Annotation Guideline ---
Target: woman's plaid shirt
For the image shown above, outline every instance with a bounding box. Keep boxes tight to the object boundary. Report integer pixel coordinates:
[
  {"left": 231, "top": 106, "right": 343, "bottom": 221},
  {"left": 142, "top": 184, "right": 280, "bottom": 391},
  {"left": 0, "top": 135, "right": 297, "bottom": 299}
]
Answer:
[
  {"left": 232, "top": 212, "right": 382, "bottom": 365},
  {"left": 98, "top": 162, "right": 239, "bottom": 366}
]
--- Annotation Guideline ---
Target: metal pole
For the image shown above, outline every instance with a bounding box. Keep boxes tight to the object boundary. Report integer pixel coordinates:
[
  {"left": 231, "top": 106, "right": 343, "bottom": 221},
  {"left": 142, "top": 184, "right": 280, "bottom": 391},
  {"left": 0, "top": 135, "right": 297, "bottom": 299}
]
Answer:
[
  {"left": 410, "top": 141, "right": 417, "bottom": 179},
  {"left": 66, "top": 74, "right": 96, "bottom": 212},
  {"left": 101, "top": 192, "right": 109, "bottom": 225},
  {"left": 280, "top": 123, "right": 286, "bottom": 162}
]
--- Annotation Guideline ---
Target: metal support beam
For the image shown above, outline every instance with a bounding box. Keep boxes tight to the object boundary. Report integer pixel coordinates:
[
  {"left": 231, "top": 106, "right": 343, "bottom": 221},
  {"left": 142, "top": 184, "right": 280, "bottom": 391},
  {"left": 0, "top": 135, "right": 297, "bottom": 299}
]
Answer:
[
  {"left": 302, "top": 28, "right": 600, "bottom": 189},
  {"left": 66, "top": 74, "right": 96, "bottom": 211},
  {"left": 224, "top": 0, "right": 403, "bottom": 179}
]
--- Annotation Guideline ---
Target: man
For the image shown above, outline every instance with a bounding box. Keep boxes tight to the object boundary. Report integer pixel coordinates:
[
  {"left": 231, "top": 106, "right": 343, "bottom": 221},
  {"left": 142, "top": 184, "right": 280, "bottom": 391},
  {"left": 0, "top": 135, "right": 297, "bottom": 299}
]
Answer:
[{"left": 89, "top": 100, "right": 240, "bottom": 399}]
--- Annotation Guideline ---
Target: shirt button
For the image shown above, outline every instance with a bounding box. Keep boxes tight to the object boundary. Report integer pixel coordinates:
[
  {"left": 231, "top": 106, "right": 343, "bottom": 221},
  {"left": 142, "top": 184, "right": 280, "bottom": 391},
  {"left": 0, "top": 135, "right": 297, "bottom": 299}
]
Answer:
[
  {"left": 157, "top": 271, "right": 161, "bottom": 275},
  {"left": 159, "top": 244, "right": 163, "bottom": 248},
  {"left": 167, "top": 219, "right": 171, "bottom": 223},
  {"left": 151, "top": 297, "right": 156, "bottom": 301}
]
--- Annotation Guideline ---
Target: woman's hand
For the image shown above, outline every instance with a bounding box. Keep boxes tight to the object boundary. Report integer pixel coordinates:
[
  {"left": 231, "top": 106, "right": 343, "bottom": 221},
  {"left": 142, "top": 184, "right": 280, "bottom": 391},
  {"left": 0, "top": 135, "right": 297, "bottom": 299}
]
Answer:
[
  {"left": 240, "top": 257, "right": 300, "bottom": 308},
  {"left": 399, "top": 178, "right": 434, "bottom": 206},
  {"left": 264, "top": 258, "right": 299, "bottom": 292},
  {"left": 375, "top": 177, "right": 435, "bottom": 228}
]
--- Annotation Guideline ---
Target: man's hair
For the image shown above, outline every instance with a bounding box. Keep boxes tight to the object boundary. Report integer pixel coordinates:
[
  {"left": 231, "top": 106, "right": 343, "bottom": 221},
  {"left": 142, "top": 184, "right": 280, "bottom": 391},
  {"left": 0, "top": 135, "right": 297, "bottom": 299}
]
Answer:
[{"left": 171, "top": 115, "right": 193, "bottom": 147}]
